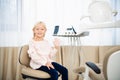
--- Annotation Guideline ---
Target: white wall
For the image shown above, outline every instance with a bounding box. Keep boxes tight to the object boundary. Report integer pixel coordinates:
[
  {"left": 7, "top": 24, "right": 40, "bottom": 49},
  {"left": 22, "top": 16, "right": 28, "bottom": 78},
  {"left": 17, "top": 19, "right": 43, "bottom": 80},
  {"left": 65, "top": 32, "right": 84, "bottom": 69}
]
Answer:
[{"left": 0, "top": 0, "right": 120, "bottom": 46}]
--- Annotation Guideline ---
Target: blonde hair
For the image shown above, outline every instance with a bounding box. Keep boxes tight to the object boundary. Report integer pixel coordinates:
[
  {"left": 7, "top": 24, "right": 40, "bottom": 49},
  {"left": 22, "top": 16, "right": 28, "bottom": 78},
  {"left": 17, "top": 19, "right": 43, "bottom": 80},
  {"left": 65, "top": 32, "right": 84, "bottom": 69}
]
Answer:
[{"left": 32, "top": 21, "right": 47, "bottom": 37}]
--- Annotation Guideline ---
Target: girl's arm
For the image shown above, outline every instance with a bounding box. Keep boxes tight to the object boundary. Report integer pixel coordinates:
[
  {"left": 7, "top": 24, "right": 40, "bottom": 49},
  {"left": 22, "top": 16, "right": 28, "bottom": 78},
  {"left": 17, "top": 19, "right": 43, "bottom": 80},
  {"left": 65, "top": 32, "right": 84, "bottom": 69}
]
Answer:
[{"left": 49, "top": 38, "right": 60, "bottom": 58}]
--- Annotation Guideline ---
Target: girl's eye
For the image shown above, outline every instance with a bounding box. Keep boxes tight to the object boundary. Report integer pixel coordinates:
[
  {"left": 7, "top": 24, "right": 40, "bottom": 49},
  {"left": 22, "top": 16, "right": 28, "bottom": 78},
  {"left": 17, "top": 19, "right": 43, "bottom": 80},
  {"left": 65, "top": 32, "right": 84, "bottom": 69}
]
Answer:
[
  {"left": 35, "top": 27, "right": 45, "bottom": 30},
  {"left": 35, "top": 28, "right": 38, "bottom": 30}
]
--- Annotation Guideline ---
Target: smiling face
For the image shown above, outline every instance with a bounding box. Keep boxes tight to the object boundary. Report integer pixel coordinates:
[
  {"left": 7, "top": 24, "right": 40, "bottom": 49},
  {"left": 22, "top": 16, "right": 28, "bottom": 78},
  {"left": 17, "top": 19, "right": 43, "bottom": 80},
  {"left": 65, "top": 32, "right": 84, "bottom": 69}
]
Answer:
[{"left": 33, "top": 22, "right": 47, "bottom": 40}]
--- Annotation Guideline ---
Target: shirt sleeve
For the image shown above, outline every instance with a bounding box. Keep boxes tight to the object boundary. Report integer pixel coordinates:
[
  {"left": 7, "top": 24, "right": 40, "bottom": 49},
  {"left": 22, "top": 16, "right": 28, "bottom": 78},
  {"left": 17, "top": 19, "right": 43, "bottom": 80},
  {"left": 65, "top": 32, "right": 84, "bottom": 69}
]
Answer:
[{"left": 27, "top": 41, "right": 47, "bottom": 65}]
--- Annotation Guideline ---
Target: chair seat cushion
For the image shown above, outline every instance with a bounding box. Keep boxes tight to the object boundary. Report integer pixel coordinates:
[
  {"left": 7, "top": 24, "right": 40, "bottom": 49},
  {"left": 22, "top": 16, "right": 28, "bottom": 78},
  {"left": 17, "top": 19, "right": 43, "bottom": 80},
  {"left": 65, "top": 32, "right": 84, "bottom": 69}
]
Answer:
[{"left": 21, "top": 66, "right": 51, "bottom": 78}]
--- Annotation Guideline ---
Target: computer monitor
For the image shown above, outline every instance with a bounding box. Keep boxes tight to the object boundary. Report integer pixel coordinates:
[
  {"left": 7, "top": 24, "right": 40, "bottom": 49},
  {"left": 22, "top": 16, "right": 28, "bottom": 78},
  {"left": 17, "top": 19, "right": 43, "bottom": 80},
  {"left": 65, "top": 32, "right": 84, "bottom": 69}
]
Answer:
[{"left": 53, "top": 25, "right": 59, "bottom": 35}]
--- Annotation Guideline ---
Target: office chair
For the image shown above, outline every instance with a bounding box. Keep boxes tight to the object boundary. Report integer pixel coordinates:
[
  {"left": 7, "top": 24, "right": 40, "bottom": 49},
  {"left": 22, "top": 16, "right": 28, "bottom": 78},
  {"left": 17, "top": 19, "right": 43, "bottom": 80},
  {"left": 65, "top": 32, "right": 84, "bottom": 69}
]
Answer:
[
  {"left": 75, "top": 46, "right": 120, "bottom": 80},
  {"left": 19, "top": 45, "right": 51, "bottom": 80}
]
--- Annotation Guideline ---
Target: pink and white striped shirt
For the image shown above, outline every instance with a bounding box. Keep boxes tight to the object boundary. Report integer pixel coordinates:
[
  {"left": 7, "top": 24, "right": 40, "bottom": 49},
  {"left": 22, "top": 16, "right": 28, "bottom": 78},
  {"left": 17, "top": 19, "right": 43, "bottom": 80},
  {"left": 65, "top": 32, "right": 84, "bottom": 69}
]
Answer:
[{"left": 27, "top": 39, "right": 57, "bottom": 69}]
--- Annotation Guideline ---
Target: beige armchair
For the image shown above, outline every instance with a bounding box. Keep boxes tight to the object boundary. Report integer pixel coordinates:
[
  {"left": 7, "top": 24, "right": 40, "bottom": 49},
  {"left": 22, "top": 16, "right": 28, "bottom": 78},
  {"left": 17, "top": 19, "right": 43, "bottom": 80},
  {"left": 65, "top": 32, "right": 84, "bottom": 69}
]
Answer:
[
  {"left": 74, "top": 46, "right": 120, "bottom": 80},
  {"left": 19, "top": 45, "right": 51, "bottom": 80}
]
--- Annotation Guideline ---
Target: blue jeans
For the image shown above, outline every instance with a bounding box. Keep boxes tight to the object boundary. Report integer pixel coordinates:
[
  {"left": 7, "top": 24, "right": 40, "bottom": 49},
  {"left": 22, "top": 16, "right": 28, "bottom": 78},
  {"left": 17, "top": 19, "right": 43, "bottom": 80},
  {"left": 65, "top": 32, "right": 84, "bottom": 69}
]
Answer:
[{"left": 36, "top": 62, "right": 68, "bottom": 80}]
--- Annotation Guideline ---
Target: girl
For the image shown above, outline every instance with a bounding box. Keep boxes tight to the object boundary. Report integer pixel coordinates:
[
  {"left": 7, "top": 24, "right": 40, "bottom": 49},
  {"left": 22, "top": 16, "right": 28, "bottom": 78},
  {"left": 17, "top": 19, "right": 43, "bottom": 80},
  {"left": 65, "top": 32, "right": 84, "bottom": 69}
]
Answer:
[{"left": 27, "top": 21, "right": 68, "bottom": 80}]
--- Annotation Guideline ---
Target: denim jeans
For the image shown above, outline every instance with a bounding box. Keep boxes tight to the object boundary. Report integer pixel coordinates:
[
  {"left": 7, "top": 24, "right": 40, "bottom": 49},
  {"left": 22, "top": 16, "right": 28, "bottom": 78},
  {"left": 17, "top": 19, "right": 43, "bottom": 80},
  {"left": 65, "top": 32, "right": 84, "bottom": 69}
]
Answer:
[{"left": 36, "top": 62, "right": 68, "bottom": 80}]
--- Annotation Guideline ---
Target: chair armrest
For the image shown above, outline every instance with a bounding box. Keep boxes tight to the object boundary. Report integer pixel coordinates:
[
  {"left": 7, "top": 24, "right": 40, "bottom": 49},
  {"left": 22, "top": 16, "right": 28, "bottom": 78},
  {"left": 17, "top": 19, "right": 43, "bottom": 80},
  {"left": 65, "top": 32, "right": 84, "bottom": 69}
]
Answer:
[{"left": 86, "top": 62, "right": 101, "bottom": 74}]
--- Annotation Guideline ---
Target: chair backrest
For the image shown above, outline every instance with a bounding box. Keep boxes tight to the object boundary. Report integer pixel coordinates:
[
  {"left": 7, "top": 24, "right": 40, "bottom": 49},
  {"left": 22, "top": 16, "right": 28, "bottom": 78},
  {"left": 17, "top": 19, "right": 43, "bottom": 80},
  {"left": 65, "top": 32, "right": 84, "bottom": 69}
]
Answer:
[
  {"left": 19, "top": 45, "right": 30, "bottom": 67},
  {"left": 103, "top": 46, "right": 120, "bottom": 80}
]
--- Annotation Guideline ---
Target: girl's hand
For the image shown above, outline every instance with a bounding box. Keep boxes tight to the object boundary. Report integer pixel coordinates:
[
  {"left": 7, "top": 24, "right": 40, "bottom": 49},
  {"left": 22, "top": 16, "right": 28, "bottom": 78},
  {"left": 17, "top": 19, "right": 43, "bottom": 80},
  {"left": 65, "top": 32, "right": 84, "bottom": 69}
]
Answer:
[
  {"left": 53, "top": 38, "right": 60, "bottom": 49},
  {"left": 46, "top": 62, "right": 54, "bottom": 70}
]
